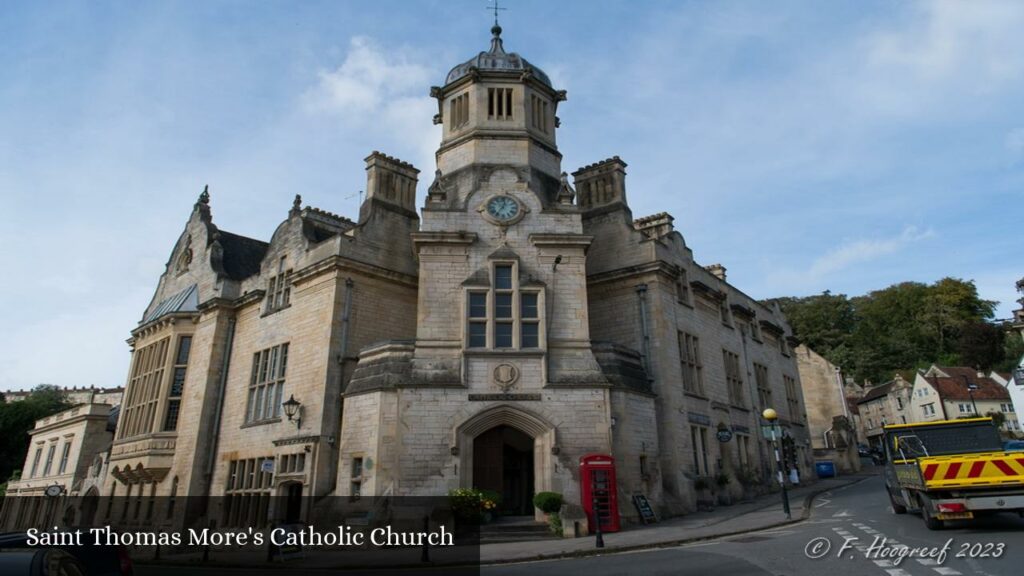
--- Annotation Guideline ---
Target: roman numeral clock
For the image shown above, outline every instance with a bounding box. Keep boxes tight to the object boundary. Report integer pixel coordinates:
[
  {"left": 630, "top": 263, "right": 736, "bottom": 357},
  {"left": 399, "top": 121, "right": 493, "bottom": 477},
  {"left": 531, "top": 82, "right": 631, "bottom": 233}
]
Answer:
[{"left": 479, "top": 194, "right": 528, "bottom": 226}]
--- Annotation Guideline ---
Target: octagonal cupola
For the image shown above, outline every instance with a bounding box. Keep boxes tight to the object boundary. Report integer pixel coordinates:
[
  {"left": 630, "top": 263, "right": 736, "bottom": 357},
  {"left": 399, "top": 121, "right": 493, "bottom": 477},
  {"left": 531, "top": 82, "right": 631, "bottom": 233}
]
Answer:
[{"left": 431, "top": 24, "right": 567, "bottom": 179}]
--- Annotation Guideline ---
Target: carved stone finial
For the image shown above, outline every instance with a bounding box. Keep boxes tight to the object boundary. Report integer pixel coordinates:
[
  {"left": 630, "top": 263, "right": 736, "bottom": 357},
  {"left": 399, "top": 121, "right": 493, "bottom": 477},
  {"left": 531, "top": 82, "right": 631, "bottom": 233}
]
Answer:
[
  {"left": 291, "top": 194, "right": 302, "bottom": 216},
  {"left": 199, "top": 185, "right": 210, "bottom": 205},
  {"left": 557, "top": 172, "right": 575, "bottom": 205},
  {"left": 427, "top": 169, "right": 447, "bottom": 203}
]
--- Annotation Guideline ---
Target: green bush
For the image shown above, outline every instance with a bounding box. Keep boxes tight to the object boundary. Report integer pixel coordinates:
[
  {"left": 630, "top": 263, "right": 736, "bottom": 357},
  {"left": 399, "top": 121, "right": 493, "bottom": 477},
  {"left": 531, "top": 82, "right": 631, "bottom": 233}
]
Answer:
[
  {"left": 532, "top": 491, "right": 563, "bottom": 513},
  {"left": 547, "top": 512, "right": 562, "bottom": 535}
]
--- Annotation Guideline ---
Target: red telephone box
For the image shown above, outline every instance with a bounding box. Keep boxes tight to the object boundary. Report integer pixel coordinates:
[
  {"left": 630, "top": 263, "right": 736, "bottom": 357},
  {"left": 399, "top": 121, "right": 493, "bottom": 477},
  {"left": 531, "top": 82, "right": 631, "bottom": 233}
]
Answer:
[{"left": 580, "top": 454, "right": 620, "bottom": 533}]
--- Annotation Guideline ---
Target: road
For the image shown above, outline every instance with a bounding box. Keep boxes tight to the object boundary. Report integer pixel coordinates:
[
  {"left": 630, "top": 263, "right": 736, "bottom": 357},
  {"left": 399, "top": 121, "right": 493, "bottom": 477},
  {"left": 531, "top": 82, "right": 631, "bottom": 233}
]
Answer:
[{"left": 483, "top": 475, "right": 1024, "bottom": 576}]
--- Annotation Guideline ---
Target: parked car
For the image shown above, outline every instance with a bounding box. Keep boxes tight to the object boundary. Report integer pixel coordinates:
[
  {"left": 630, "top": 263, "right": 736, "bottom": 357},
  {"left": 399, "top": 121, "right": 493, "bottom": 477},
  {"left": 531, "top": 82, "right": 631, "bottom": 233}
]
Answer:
[
  {"left": 1003, "top": 440, "right": 1024, "bottom": 452},
  {"left": 0, "top": 533, "right": 132, "bottom": 576},
  {"left": 857, "top": 444, "right": 871, "bottom": 457},
  {"left": 0, "top": 548, "right": 88, "bottom": 576}
]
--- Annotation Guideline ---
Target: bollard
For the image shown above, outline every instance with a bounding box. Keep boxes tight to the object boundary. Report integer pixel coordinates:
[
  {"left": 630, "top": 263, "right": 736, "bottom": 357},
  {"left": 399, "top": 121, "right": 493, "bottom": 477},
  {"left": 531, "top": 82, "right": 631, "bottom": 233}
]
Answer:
[{"left": 421, "top": 515, "right": 430, "bottom": 562}]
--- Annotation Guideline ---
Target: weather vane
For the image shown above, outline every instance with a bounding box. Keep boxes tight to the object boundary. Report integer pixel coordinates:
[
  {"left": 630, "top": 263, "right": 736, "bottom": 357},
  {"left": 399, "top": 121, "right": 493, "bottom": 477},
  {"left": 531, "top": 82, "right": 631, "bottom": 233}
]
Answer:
[{"left": 487, "top": 0, "right": 507, "bottom": 26}]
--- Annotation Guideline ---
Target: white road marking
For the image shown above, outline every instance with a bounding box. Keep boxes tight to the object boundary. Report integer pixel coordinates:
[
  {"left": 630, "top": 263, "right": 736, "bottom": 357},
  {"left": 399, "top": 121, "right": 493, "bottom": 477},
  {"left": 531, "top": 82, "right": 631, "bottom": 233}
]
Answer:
[
  {"left": 833, "top": 510, "right": 852, "bottom": 517},
  {"left": 874, "top": 559, "right": 895, "bottom": 567},
  {"left": 885, "top": 569, "right": 913, "bottom": 576},
  {"left": 916, "top": 558, "right": 938, "bottom": 566},
  {"left": 933, "top": 568, "right": 961, "bottom": 576}
]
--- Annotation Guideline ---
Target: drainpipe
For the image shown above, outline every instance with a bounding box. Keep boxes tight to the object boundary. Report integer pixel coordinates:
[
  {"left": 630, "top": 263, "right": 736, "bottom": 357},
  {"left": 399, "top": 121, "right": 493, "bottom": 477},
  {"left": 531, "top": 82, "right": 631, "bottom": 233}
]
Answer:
[
  {"left": 835, "top": 367, "right": 850, "bottom": 420},
  {"left": 326, "top": 278, "right": 355, "bottom": 498},
  {"left": 635, "top": 284, "right": 652, "bottom": 377},
  {"left": 205, "top": 314, "right": 236, "bottom": 495},
  {"left": 339, "top": 278, "right": 355, "bottom": 383}
]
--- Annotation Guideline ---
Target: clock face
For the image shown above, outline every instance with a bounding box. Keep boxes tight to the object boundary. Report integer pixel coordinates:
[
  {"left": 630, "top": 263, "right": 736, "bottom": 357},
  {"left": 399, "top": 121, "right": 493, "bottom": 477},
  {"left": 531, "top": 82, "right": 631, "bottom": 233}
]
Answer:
[{"left": 486, "top": 196, "right": 520, "bottom": 221}]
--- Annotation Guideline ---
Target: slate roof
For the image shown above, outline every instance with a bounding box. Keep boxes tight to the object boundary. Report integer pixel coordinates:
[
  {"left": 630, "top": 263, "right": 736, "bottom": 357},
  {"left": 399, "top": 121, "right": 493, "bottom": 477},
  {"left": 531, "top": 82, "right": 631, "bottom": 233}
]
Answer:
[
  {"left": 858, "top": 382, "right": 895, "bottom": 404},
  {"left": 142, "top": 284, "right": 198, "bottom": 324},
  {"left": 927, "top": 366, "right": 1010, "bottom": 401},
  {"left": 218, "top": 231, "right": 269, "bottom": 280}
]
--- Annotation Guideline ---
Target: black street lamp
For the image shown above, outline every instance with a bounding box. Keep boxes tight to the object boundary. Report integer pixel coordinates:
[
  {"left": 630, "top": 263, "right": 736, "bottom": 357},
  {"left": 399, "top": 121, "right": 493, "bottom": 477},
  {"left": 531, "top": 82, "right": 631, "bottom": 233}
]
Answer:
[
  {"left": 762, "top": 408, "right": 791, "bottom": 519},
  {"left": 960, "top": 376, "right": 979, "bottom": 416},
  {"left": 282, "top": 395, "right": 302, "bottom": 428}
]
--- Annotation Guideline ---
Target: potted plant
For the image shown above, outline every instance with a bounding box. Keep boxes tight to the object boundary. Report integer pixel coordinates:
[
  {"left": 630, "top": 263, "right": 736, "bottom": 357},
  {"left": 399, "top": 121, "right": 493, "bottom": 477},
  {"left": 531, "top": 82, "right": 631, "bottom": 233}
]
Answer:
[
  {"left": 533, "top": 491, "right": 563, "bottom": 528},
  {"left": 715, "top": 472, "right": 733, "bottom": 506}
]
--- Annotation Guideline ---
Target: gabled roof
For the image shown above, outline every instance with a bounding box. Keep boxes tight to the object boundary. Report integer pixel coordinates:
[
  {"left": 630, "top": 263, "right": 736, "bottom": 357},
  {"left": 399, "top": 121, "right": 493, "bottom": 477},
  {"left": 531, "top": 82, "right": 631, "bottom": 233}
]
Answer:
[
  {"left": 923, "top": 366, "right": 1010, "bottom": 401},
  {"left": 858, "top": 382, "right": 895, "bottom": 404}
]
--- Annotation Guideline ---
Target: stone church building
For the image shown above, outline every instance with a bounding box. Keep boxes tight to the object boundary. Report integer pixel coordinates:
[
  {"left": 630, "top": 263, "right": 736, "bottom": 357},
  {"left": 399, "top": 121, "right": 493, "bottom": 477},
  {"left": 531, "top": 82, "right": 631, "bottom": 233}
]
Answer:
[{"left": 6, "top": 25, "right": 811, "bottom": 530}]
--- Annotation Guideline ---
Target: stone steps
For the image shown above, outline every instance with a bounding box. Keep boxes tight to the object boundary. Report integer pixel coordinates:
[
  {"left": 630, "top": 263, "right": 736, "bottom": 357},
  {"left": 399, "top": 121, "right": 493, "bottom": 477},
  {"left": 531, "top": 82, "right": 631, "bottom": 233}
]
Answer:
[{"left": 479, "top": 516, "right": 559, "bottom": 544}]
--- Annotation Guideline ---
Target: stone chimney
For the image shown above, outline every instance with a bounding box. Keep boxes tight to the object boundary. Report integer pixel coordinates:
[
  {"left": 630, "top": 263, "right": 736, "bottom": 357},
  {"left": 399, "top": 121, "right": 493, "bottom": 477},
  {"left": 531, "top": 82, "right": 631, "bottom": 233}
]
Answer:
[
  {"left": 572, "top": 156, "right": 628, "bottom": 210},
  {"left": 633, "top": 212, "right": 674, "bottom": 240},
  {"left": 705, "top": 264, "right": 727, "bottom": 282},
  {"left": 362, "top": 151, "right": 419, "bottom": 218}
]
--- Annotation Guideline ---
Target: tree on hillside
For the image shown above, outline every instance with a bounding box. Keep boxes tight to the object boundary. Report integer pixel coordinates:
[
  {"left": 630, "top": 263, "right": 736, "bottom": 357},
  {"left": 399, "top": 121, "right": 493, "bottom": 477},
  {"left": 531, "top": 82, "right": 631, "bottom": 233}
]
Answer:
[
  {"left": 957, "top": 321, "right": 1006, "bottom": 371},
  {"left": 0, "top": 385, "right": 71, "bottom": 483},
  {"left": 769, "top": 277, "right": 1001, "bottom": 385}
]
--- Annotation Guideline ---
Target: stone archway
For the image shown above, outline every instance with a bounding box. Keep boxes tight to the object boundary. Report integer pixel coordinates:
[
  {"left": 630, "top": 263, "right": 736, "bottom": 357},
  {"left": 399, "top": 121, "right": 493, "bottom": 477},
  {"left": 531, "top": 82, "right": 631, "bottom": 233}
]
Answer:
[{"left": 455, "top": 405, "right": 556, "bottom": 519}]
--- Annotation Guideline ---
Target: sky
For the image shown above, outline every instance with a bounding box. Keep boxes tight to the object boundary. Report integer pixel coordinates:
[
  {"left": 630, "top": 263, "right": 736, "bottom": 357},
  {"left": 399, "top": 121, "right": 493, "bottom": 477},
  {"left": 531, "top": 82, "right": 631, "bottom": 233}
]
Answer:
[{"left": 1, "top": 0, "right": 1021, "bottom": 391}]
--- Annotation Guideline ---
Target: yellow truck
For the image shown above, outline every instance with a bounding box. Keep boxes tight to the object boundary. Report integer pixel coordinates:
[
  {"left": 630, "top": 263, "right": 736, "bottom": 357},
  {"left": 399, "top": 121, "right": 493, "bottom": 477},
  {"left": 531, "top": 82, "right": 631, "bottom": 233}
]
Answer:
[{"left": 883, "top": 417, "right": 1024, "bottom": 530}]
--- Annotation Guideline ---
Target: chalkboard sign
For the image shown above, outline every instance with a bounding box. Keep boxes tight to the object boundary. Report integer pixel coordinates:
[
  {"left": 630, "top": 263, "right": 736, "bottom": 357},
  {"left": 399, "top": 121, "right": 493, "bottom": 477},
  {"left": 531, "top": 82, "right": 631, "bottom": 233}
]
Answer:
[
  {"left": 632, "top": 494, "right": 657, "bottom": 524},
  {"left": 269, "top": 523, "right": 304, "bottom": 562}
]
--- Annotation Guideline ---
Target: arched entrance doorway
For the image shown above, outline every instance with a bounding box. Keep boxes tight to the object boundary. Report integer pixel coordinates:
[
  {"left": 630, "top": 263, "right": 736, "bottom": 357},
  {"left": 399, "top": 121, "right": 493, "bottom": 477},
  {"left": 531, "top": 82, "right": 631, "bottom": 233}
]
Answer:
[
  {"left": 473, "top": 425, "right": 535, "bottom": 515},
  {"left": 281, "top": 482, "right": 303, "bottom": 523},
  {"left": 79, "top": 488, "right": 99, "bottom": 527},
  {"left": 455, "top": 405, "right": 556, "bottom": 520}
]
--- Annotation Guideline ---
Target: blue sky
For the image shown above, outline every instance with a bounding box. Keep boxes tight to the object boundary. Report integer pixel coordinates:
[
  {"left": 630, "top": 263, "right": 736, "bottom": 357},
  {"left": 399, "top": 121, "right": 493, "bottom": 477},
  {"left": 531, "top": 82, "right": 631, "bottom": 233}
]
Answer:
[{"left": 1, "top": 0, "right": 1021, "bottom": 391}]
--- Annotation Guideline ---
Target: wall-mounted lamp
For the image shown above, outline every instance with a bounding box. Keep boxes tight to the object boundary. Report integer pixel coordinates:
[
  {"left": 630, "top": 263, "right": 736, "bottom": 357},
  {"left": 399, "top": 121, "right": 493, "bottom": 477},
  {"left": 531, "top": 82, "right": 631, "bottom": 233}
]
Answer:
[
  {"left": 552, "top": 254, "right": 563, "bottom": 272},
  {"left": 610, "top": 416, "right": 617, "bottom": 428},
  {"left": 282, "top": 394, "right": 302, "bottom": 429}
]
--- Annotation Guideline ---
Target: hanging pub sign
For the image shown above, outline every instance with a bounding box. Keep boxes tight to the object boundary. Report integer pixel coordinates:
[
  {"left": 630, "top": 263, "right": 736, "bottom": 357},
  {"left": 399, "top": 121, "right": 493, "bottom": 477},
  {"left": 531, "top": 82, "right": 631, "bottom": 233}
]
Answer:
[{"left": 716, "top": 428, "right": 733, "bottom": 443}]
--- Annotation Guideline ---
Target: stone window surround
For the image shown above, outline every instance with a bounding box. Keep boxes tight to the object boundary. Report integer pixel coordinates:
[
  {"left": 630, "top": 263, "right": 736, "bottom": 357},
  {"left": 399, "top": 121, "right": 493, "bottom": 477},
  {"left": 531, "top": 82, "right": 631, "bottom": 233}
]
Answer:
[
  {"left": 678, "top": 330, "right": 704, "bottom": 396},
  {"left": 464, "top": 260, "right": 545, "bottom": 351},
  {"left": 264, "top": 255, "right": 293, "bottom": 315},
  {"left": 245, "top": 343, "right": 289, "bottom": 425}
]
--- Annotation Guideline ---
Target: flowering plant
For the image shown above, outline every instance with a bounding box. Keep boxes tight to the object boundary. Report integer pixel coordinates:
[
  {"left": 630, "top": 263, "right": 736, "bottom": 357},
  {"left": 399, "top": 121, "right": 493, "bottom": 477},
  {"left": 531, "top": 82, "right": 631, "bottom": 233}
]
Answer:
[{"left": 448, "top": 488, "right": 502, "bottom": 523}]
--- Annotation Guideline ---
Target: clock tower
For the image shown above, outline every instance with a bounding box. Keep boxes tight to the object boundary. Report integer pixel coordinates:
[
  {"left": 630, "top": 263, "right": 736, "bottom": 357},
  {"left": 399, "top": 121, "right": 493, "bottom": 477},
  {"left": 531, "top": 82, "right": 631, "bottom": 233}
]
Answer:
[{"left": 338, "top": 23, "right": 624, "bottom": 509}]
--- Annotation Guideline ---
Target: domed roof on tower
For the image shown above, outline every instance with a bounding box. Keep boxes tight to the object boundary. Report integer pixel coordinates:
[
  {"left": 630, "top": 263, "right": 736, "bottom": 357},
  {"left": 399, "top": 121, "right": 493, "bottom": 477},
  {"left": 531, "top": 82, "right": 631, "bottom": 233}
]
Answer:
[{"left": 444, "top": 24, "right": 552, "bottom": 87}]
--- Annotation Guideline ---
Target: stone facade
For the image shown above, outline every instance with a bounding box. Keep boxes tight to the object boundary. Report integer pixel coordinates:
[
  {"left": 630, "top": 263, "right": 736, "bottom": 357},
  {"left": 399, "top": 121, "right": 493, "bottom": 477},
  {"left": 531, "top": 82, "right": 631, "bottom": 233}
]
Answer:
[
  {"left": 1, "top": 403, "right": 115, "bottom": 528},
  {"left": 2, "top": 386, "right": 123, "bottom": 406},
  {"left": 1, "top": 25, "right": 813, "bottom": 530},
  {"left": 856, "top": 375, "right": 914, "bottom": 448},
  {"left": 794, "top": 345, "right": 860, "bottom": 473}
]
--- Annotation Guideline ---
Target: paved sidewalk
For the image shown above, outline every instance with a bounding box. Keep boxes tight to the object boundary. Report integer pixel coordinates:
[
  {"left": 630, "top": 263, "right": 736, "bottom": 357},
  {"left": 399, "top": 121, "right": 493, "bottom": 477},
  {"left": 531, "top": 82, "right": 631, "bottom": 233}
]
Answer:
[
  {"left": 137, "top": 470, "right": 879, "bottom": 570},
  {"left": 480, "top": 470, "right": 878, "bottom": 565}
]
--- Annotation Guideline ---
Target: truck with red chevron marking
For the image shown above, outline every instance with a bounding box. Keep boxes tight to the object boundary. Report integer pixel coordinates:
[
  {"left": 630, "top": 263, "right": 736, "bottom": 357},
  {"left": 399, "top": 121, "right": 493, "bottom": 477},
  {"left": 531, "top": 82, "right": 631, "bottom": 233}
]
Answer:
[{"left": 883, "top": 417, "right": 1024, "bottom": 530}]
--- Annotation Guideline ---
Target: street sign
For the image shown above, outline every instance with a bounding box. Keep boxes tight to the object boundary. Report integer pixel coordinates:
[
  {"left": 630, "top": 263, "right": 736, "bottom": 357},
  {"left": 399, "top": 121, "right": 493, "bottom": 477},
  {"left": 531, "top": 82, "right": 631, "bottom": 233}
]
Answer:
[{"left": 716, "top": 429, "right": 733, "bottom": 443}]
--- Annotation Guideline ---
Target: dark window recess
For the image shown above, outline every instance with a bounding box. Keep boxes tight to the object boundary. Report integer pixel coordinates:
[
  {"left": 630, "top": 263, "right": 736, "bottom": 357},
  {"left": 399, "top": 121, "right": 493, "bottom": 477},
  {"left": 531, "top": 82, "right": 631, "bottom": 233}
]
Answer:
[
  {"left": 495, "top": 265, "right": 513, "bottom": 290},
  {"left": 495, "top": 323, "right": 513, "bottom": 348},
  {"left": 469, "top": 323, "right": 487, "bottom": 348},
  {"left": 521, "top": 323, "right": 539, "bottom": 348},
  {"left": 469, "top": 293, "right": 487, "bottom": 318},
  {"left": 521, "top": 293, "right": 538, "bottom": 318},
  {"left": 495, "top": 293, "right": 513, "bottom": 318}
]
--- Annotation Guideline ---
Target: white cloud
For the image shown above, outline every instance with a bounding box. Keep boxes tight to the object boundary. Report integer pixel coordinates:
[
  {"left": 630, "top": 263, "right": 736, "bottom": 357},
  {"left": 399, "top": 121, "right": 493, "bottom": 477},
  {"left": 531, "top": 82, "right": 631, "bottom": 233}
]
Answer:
[
  {"left": 302, "top": 36, "right": 441, "bottom": 179},
  {"left": 857, "top": 0, "right": 1024, "bottom": 114},
  {"left": 807, "top": 226, "right": 936, "bottom": 280}
]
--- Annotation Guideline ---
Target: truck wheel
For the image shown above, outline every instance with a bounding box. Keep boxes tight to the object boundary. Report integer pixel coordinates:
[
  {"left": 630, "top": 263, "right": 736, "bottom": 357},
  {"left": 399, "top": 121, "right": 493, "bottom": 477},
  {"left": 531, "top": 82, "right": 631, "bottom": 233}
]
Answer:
[
  {"left": 920, "top": 497, "right": 944, "bottom": 530},
  {"left": 888, "top": 489, "right": 907, "bottom": 515}
]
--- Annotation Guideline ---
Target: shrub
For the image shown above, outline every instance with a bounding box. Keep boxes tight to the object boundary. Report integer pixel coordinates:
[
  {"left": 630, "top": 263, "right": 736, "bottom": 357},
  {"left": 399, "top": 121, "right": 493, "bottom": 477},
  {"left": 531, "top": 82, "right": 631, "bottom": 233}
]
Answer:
[
  {"left": 532, "top": 491, "right": 563, "bottom": 514},
  {"left": 448, "top": 488, "right": 498, "bottom": 523},
  {"left": 547, "top": 512, "right": 562, "bottom": 535},
  {"left": 715, "top": 472, "right": 730, "bottom": 487},
  {"left": 694, "top": 477, "right": 709, "bottom": 491}
]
